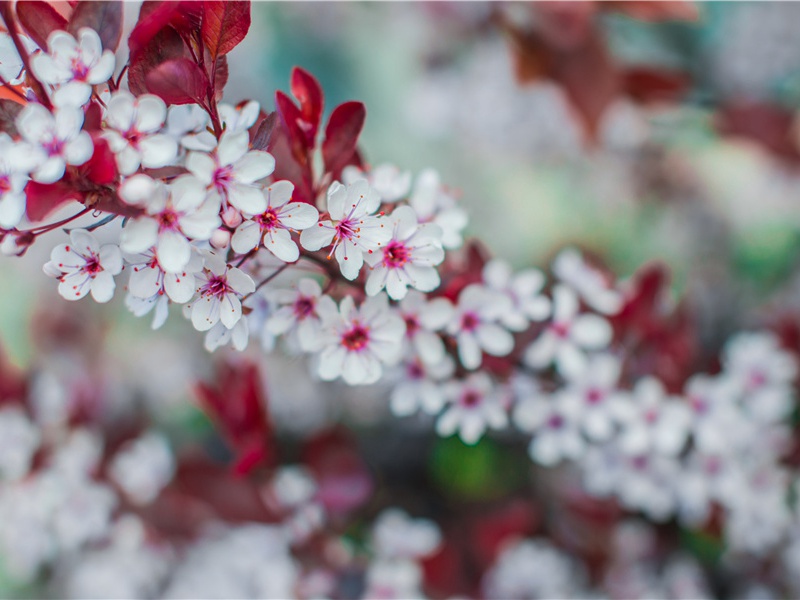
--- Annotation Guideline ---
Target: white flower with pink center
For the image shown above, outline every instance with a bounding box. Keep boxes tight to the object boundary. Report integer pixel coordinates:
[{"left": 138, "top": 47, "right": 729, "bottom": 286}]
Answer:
[
  {"left": 342, "top": 163, "right": 412, "bottom": 203},
  {"left": 119, "top": 174, "right": 220, "bottom": 274},
  {"left": 123, "top": 248, "right": 203, "bottom": 329},
  {"left": 17, "top": 104, "right": 92, "bottom": 184},
  {"left": 316, "top": 293, "right": 404, "bottom": 386},
  {"left": 266, "top": 278, "right": 336, "bottom": 352},
  {"left": 43, "top": 229, "right": 122, "bottom": 303},
  {"left": 722, "top": 332, "right": 797, "bottom": 423},
  {"left": 436, "top": 373, "right": 509, "bottom": 445},
  {"left": 0, "top": 133, "right": 40, "bottom": 228},
  {"left": 482, "top": 259, "right": 551, "bottom": 332},
  {"left": 614, "top": 377, "right": 691, "bottom": 457},
  {"left": 390, "top": 354, "right": 453, "bottom": 417},
  {"left": 395, "top": 290, "right": 452, "bottom": 366},
  {"left": 30, "top": 28, "right": 115, "bottom": 107},
  {"left": 299, "top": 180, "right": 392, "bottom": 281},
  {"left": 186, "top": 130, "right": 275, "bottom": 224},
  {"left": 231, "top": 180, "right": 319, "bottom": 262},
  {"left": 514, "top": 393, "right": 584, "bottom": 467},
  {"left": 409, "top": 169, "right": 467, "bottom": 250},
  {"left": 102, "top": 91, "right": 178, "bottom": 176},
  {"left": 553, "top": 248, "right": 622, "bottom": 315},
  {"left": 524, "top": 284, "right": 612, "bottom": 375},
  {"left": 188, "top": 252, "right": 255, "bottom": 332},
  {"left": 560, "top": 354, "right": 625, "bottom": 442},
  {"left": 445, "top": 284, "right": 514, "bottom": 370},
  {"left": 364, "top": 205, "right": 444, "bottom": 300}
]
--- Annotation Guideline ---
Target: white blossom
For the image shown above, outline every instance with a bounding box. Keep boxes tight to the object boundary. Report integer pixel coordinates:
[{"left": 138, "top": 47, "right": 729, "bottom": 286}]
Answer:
[
  {"left": 408, "top": 169, "right": 467, "bottom": 249},
  {"left": 299, "top": 179, "right": 391, "bottom": 280},
  {"left": 17, "top": 103, "right": 92, "bottom": 183},
  {"left": 266, "top": 278, "right": 336, "bottom": 352},
  {"left": 482, "top": 258, "right": 551, "bottom": 331},
  {"left": 445, "top": 283, "right": 514, "bottom": 370},
  {"left": 188, "top": 251, "right": 255, "bottom": 332},
  {"left": 342, "top": 163, "right": 412, "bottom": 203},
  {"left": 364, "top": 205, "right": 444, "bottom": 300},
  {"left": 436, "top": 373, "right": 508, "bottom": 444},
  {"left": 103, "top": 91, "right": 177, "bottom": 175},
  {"left": 30, "top": 28, "right": 115, "bottom": 107},
  {"left": 109, "top": 432, "right": 175, "bottom": 505},
  {"left": 231, "top": 180, "right": 319, "bottom": 262},
  {"left": 553, "top": 248, "right": 623, "bottom": 315},
  {"left": 43, "top": 229, "right": 122, "bottom": 303}
]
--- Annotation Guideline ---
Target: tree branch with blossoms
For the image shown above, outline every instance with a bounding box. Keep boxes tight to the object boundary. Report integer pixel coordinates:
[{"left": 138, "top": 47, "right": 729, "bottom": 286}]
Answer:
[{"left": 0, "top": 3, "right": 800, "bottom": 595}]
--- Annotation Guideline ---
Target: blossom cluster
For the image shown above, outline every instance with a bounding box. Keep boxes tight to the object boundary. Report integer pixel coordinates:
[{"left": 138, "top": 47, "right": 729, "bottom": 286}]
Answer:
[{"left": 3, "top": 3, "right": 800, "bottom": 597}]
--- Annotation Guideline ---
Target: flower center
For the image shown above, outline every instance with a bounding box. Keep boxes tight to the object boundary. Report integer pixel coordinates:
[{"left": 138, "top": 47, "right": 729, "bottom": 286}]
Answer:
[
  {"left": 586, "top": 388, "right": 604, "bottom": 405},
  {"left": 202, "top": 275, "right": 231, "bottom": 299},
  {"left": 460, "top": 390, "right": 482, "bottom": 408},
  {"left": 403, "top": 314, "right": 419, "bottom": 337},
  {"left": 644, "top": 408, "right": 659, "bottom": 424},
  {"left": 551, "top": 321, "right": 570, "bottom": 338},
  {"left": 547, "top": 414, "right": 564, "bottom": 429},
  {"left": 82, "top": 255, "right": 102, "bottom": 275},
  {"left": 256, "top": 209, "right": 280, "bottom": 231},
  {"left": 383, "top": 240, "right": 409, "bottom": 268},
  {"left": 213, "top": 165, "right": 235, "bottom": 192},
  {"left": 43, "top": 135, "right": 65, "bottom": 157},
  {"left": 0, "top": 176, "right": 11, "bottom": 194},
  {"left": 341, "top": 323, "right": 370, "bottom": 351},
  {"left": 747, "top": 370, "right": 767, "bottom": 390},
  {"left": 335, "top": 218, "right": 358, "bottom": 241},
  {"left": 292, "top": 296, "right": 315, "bottom": 320},
  {"left": 124, "top": 128, "right": 144, "bottom": 148},
  {"left": 70, "top": 57, "right": 89, "bottom": 81},
  {"left": 460, "top": 312, "right": 480, "bottom": 332},
  {"left": 158, "top": 209, "right": 180, "bottom": 231},
  {"left": 407, "top": 360, "right": 425, "bottom": 379}
]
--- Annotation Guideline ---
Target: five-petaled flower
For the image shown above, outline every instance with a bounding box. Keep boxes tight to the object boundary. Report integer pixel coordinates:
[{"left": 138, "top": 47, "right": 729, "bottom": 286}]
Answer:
[
  {"left": 189, "top": 252, "right": 255, "bottom": 332},
  {"left": 300, "top": 180, "right": 391, "bottom": 280},
  {"left": 43, "top": 229, "right": 122, "bottom": 303},
  {"left": 231, "top": 180, "right": 319, "bottom": 262}
]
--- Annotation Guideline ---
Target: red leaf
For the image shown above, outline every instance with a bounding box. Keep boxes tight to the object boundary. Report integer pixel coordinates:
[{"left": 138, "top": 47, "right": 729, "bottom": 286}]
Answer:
[
  {"left": 0, "top": 344, "right": 26, "bottom": 406},
  {"left": 194, "top": 359, "right": 274, "bottom": 473},
  {"left": 275, "top": 90, "right": 310, "bottom": 163},
  {"left": 322, "top": 101, "right": 366, "bottom": 176},
  {"left": 145, "top": 57, "right": 209, "bottom": 105},
  {"left": 290, "top": 67, "right": 324, "bottom": 145},
  {"left": 622, "top": 67, "right": 691, "bottom": 104},
  {"left": 201, "top": 0, "right": 251, "bottom": 59},
  {"left": 16, "top": 1, "right": 68, "bottom": 50},
  {"left": 82, "top": 136, "right": 118, "bottom": 185},
  {"left": 68, "top": 1, "right": 122, "bottom": 51},
  {"left": 127, "top": 25, "right": 187, "bottom": 97},
  {"left": 128, "top": 0, "right": 182, "bottom": 55},
  {"left": 718, "top": 101, "right": 800, "bottom": 162},
  {"left": 25, "top": 181, "right": 81, "bottom": 223},
  {"left": 605, "top": 0, "right": 699, "bottom": 22}
]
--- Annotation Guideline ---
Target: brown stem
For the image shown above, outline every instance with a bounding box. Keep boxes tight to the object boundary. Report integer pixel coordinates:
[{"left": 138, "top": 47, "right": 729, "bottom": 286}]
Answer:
[{"left": 0, "top": 3, "right": 51, "bottom": 109}]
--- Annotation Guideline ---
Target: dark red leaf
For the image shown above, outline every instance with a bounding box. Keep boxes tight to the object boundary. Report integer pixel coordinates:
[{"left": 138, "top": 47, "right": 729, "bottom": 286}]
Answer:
[
  {"left": 127, "top": 25, "right": 187, "bottom": 97},
  {"left": 269, "top": 127, "right": 313, "bottom": 204},
  {"left": 211, "top": 55, "right": 228, "bottom": 101},
  {"left": 0, "top": 99, "right": 23, "bottom": 137},
  {"left": 0, "top": 344, "right": 26, "bottom": 405},
  {"left": 145, "top": 57, "right": 209, "bottom": 105},
  {"left": 290, "top": 67, "right": 323, "bottom": 145},
  {"left": 194, "top": 359, "right": 274, "bottom": 473},
  {"left": 275, "top": 90, "right": 309, "bottom": 165},
  {"left": 250, "top": 111, "right": 278, "bottom": 151},
  {"left": 16, "top": 1, "right": 68, "bottom": 50},
  {"left": 82, "top": 99, "right": 104, "bottom": 131},
  {"left": 201, "top": 0, "right": 250, "bottom": 59},
  {"left": 25, "top": 181, "right": 81, "bottom": 223},
  {"left": 623, "top": 67, "right": 691, "bottom": 104},
  {"left": 68, "top": 1, "right": 122, "bottom": 51},
  {"left": 605, "top": 0, "right": 699, "bottom": 22},
  {"left": 128, "top": 0, "right": 182, "bottom": 55},
  {"left": 322, "top": 101, "right": 366, "bottom": 176},
  {"left": 718, "top": 101, "right": 800, "bottom": 162}
]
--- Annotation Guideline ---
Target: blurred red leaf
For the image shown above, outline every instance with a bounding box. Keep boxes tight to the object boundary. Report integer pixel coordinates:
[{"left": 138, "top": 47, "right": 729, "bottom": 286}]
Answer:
[
  {"left": 0, "top": 344, "right": 26, "bottom": 405},
  {"left": 622, "top": 67, "right": 691, "bottom": 104},
  {"left": 470, "top": 499, "right": 540, "bottom": 568},
  {"left": 201, "top": 0, "right": 250, "bottom": 59},
  {"left": 194, "top": 359, "right": 274, "bottom": 475},
  {"left": 275, "top": 89, "right": 308, "bottom": 166},
  {"left": 25, "top": 181, "right": 81, "bottom": 223},
  {"left": 718, "top": 101, "right": 800, "bottom": 162},
  {"left": 250, "top": 111, "right": 278, "bottom": 152},
  {"left": 68, "top": 1, "right": 122, "bottom": 51},
  {"left": 82, "top": 135, "right": 118, "bottom": 185},
  {"left": 16, "top": 0, "right": 68, "bottom": 50},
  {"left": 290, "top": 66, "right": 324, "bottom": 146},
  {"left": 606, "top": 0, "right": 699, "bottom": 22},
  {"left": 322, "top": 101, "right": 366, "bottom": 176},
  {"left": 302, "top": 428, "right": 373, "bottom": 515},
  {"left": 145, "top": 57, "right": 209, "bottom": 105}
]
